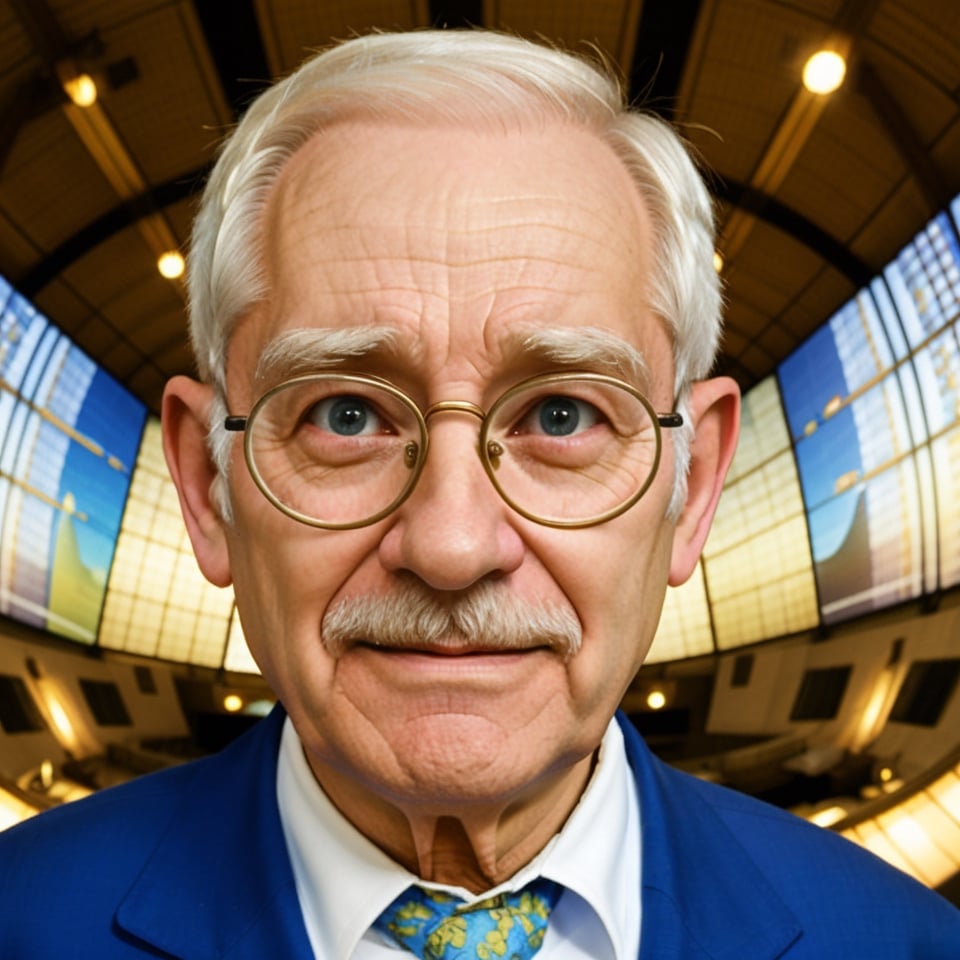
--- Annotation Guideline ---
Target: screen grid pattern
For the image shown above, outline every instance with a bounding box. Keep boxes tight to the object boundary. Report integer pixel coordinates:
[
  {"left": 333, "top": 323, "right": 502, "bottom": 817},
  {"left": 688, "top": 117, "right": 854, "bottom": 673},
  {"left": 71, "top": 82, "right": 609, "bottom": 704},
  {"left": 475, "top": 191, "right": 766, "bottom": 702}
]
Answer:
[{"left": 99, "top": 419, "right": 237, "bottom": 668}]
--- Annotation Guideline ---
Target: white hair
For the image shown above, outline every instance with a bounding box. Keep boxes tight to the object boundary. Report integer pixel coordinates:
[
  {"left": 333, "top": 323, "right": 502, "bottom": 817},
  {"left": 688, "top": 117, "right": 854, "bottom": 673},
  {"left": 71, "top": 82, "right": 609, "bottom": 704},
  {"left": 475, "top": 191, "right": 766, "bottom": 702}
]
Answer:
[{"left": 189, "top": 30, "right": 722, "bottom": 518}]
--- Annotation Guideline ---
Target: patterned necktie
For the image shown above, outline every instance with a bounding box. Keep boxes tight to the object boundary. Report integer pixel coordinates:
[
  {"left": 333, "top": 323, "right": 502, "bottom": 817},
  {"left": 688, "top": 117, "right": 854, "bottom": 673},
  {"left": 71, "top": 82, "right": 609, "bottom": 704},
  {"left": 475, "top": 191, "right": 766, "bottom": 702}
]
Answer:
[{"left": 373, "top": 879, "right": 562, "bottom": 959}]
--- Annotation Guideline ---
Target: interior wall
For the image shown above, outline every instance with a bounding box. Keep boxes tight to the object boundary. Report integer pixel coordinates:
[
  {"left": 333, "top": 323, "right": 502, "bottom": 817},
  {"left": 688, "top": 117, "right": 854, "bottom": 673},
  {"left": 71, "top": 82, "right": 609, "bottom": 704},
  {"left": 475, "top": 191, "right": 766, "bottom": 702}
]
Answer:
[
  {"left": 0, "top": 624, "right": 190, "bottom": 782},
  {"left": 707, "top": 600, "right": 960, "bottom": 776}
]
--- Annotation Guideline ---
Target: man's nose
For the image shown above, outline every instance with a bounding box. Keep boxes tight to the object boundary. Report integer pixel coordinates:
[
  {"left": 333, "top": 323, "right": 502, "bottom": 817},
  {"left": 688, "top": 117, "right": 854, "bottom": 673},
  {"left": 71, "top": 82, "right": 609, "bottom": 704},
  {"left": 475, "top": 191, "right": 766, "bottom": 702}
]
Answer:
[{"left": 377, "top": 411, "right": 525, "bottom": 591}]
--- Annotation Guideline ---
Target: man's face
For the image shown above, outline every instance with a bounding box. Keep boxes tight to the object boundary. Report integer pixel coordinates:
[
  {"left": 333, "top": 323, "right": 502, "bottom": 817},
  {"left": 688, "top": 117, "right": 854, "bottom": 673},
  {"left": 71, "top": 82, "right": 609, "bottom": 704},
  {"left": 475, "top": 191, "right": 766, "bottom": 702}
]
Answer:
[{"left": 219, "top": 119, "right": 683, "bottom": 809}]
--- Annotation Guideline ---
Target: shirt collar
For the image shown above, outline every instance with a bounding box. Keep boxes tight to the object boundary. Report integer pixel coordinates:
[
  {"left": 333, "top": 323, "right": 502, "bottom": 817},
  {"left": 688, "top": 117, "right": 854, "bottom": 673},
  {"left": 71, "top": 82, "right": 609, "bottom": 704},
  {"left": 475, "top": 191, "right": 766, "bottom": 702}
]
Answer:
[{"left": 276, "top": 716, "right": 640, "bottom": 959}]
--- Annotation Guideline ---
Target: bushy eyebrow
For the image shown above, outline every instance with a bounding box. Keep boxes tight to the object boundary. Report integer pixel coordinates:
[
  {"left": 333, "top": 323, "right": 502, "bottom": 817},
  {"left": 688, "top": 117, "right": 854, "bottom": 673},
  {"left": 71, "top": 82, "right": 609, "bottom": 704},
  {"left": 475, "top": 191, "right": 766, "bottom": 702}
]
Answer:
[
  {"left": 509, "top": 326, "right": 652, "bottom": 389},
  {"left": 255, "top": 323, "right": 652, "bottom": 391},
  {"left": 254, "top": 326, "right": 400, "bottom": 385}
]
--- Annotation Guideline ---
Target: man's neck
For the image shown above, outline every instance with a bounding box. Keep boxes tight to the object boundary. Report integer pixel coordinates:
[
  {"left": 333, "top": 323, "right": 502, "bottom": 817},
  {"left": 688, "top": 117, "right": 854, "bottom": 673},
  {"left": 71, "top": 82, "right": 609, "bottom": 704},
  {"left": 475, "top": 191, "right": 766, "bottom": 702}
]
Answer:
[{"left": 305, "top": 750, "right": 596, "bottom": 892}]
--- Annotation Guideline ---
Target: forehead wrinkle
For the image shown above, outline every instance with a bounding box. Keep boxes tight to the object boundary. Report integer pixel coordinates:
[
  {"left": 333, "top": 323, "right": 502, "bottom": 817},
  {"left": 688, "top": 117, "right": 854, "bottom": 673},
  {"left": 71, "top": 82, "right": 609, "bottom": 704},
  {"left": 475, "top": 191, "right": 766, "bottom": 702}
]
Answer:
[
  {"left": 314, "top": 227, "right": 621, "bottom": 265},
  {"left": 460, "top": 196, "right": 642, "bottom": 247},
  {"left": 298, "top": 199, "right": 621, "bottom": 268}
]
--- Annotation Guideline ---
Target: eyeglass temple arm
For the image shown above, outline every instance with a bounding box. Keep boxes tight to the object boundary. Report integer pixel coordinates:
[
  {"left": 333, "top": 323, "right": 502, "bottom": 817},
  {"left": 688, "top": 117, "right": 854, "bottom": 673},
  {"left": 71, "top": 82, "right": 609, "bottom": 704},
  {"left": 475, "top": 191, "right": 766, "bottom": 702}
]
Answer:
[{"left": 223, "top": 410, "right": 681, "bottom": 432}]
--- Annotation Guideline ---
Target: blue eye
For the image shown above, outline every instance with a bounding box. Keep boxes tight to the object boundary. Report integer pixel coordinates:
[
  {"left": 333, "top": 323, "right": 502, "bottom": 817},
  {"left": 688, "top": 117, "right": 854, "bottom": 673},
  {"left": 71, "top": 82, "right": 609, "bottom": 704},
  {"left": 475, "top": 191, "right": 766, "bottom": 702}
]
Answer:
[
  {"left": 539, "top": 397, "right": 579, "bottom": 435},
  {"left": 531, "top": 396, "right": 600, "bottom": 436},
  {"left": 308, "top": 395, "right": 383, "bottom": 436}
]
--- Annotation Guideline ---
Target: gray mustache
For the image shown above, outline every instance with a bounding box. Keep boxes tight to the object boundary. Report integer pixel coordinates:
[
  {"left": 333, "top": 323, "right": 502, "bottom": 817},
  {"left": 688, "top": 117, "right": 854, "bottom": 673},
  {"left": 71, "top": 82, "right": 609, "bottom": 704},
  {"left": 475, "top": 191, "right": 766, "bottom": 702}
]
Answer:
[{"left": 322, "top": 579, "right": 582, "bottom": 659}]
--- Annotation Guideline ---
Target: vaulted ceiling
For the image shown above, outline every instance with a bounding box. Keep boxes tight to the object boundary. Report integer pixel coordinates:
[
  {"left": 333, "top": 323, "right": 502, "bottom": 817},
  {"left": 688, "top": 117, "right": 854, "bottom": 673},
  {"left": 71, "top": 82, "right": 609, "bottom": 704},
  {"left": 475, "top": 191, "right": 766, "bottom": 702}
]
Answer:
[{"left": 1, "top": 0, "right": 958, "bottom": 413}]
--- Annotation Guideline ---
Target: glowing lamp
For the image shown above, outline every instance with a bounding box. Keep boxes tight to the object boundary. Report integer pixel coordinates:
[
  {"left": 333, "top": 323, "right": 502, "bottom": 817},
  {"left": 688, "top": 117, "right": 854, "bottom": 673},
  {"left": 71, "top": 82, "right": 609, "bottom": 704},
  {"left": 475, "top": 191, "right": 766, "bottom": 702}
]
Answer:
[
  {"left": 63, "top": 73, "right": 98, "bottom": 108},
  {"left": 803, "top": 50, "right": 846, "bottom": 95},
  {"left": 157, "top": 251, "right": 185, "bottom": 279},
  {"left": 646, "top": 689, "right": 667, "bottom": 711}
]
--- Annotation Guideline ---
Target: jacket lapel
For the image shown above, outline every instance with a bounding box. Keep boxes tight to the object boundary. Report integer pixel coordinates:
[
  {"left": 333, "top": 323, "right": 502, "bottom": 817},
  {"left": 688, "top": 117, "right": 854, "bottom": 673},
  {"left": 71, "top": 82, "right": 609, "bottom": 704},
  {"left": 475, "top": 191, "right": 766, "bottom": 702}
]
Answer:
[
  {"left": 618, "top": 715, "right": 803, "bottom": 960},
  {"left": 114, "top": 704, "right": 803, "bottom": 959},
  {"left": 115, "top": 706, "right": 313, "bottom": 960}
]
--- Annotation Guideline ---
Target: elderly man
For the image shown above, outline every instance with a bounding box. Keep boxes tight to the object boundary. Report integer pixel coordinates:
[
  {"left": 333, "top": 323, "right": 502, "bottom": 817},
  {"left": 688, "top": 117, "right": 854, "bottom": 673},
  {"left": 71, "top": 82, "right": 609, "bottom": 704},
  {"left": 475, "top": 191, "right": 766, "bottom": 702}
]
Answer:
[{"left": 2, "top": 29, "right": 959, "bottom": 960}]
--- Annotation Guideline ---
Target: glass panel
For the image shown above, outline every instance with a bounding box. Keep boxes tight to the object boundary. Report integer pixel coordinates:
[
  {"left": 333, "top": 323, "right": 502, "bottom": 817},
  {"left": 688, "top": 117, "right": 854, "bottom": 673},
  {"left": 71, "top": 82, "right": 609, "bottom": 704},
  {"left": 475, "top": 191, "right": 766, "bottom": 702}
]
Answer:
[
  {"left": 883, "top": 211, "right": 960, "bottom": 348},
  {"left": 781, "top": 326, "right": 924, "bottom": 622},
  {"left": 649, "top": 564, "right": 713, "bottom": 663},
  {"left": 223, "top": 607, "right": 260, "bottom": 674},
  {"left": 0, "top": 286, "right": 145, "bottom": 643},
  {"left": 705, "top": 377, "right": 817, "bottom": 648},
  {"left": 100, "top": 419, "right": 235, "bottom": 667}
]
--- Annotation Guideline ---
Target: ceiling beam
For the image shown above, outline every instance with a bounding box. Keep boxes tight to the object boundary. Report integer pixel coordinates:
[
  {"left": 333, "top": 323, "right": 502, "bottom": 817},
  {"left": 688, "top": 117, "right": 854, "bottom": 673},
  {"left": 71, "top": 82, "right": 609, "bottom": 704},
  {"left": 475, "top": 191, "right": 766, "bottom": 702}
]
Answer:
[
  {"left": 0, "top": 76, "right": 62, "bottom": 176},
  {"left": 15, "top": 170, "right": 206, "bottom": 298},
  {"left": 7, "top": 0, "right": 71, "bottom": 63},
  {"left": 628, "top": 0, "right": 704, "bottom": 118},
  {"left": 715, "top": 0, "right": 883, "bottom": 266},
  {"left": 855, "top": 59, "right": 952, "bottom": 217},
  {"left": 716, "top": 180, "right": 873, "bottom": 287},
  {"left": 429, "top": 0, "right": 484, "bottom": 28},
  {"left": 193, "top": 0, "right": 271, "bottom": 119},
  {"left": 7, "top": 0, "right": 183, "bottom": 294}
]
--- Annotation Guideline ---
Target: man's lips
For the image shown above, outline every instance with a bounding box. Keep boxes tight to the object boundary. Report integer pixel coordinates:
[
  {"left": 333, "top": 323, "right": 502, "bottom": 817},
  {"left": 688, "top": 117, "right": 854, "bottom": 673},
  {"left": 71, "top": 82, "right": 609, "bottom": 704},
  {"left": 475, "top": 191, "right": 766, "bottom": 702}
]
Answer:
[{"left": 353, "top": 640, "right": 550, "bottom": 657}]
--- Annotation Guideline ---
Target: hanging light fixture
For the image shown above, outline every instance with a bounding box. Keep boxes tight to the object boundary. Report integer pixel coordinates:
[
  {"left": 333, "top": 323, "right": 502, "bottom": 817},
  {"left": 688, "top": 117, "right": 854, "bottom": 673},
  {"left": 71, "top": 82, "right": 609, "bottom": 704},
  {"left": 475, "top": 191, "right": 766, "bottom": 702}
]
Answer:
[
  {"left": 646, "top": 688, "right": 667, "bottom": 711},
  {"left": 62, "top": 73, "right": 98, "bottom": 107},
  {"left": 802, "top": 50, "right": 847, "bottom": 95},
  {"left": 157, "top": 250, "right": 185, "bottom": 279},
  {"left": 56, "top": 59, "right": 99, "bottom": 108}
]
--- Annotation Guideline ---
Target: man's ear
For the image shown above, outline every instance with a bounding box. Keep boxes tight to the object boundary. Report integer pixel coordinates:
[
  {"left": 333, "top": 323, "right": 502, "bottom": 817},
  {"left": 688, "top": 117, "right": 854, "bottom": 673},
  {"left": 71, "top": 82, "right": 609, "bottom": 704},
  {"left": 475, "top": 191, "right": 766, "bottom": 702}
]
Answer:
[
  {"left": 161, "top": 375, "right": 233, "bottom": 588},
  {"left": 669, "top": 376, "right": 740, "bottom": 586}
]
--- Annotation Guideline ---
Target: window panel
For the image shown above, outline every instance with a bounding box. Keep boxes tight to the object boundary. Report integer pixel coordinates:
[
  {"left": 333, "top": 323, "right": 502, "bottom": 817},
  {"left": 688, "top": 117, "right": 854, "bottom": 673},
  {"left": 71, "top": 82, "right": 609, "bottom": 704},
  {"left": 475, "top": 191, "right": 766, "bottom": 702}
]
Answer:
[
  {"left": 933, "top": 425, "right": 960, "bottom": 588},
  {"left": 101, "top": 418, "right": 236, "bottom": 667},
  {"left": 649, "top": 565, "right": 713, "bottom": 663},
  {"left": 223, "top": 609, "right": 259, "bottom": 674}
]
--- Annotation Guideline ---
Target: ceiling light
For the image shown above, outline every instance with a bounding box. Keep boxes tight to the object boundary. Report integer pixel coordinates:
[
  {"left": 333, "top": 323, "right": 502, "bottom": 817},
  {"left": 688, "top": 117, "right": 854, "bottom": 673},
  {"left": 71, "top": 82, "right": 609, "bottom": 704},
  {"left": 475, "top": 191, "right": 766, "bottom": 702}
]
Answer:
[
  {"left": 802, "top": 50, "right": 847, "bottom": 95},
  {"left": 157, "top": 250, "right": 185, "bottom": 279},
  {"left": 713, "top": 251, "right": 724, "bottom": 274},
  {"left": 62, "top": 73, "right": 98, "bottom": 108},
  {"left": 223, "top": 694, "right": 243, "bottom": 713},
  {"left": 646, "top": 689, "right": 667, "bottom": 711}
]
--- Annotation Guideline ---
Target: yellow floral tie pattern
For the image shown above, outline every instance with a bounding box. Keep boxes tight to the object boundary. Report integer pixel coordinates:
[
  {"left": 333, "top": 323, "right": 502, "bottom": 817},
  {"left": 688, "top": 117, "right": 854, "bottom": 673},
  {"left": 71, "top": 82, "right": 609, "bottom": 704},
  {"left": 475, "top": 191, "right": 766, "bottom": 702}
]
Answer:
[{"left": 373, "top": 880, "right": 562, "bottom": 959}]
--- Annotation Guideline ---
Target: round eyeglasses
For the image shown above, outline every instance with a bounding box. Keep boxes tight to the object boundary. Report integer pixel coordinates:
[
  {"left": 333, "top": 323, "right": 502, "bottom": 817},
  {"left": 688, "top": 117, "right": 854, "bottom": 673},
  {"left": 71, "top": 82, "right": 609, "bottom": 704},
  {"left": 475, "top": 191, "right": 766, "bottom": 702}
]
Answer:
[{"left": 223, "top": 371, "right": 683, "bottom": 530}]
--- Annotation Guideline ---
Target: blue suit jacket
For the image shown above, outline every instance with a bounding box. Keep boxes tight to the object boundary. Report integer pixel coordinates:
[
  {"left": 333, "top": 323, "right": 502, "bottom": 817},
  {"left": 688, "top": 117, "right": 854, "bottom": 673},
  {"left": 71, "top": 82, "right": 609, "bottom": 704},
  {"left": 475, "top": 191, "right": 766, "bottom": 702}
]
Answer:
[{"left": 1, "top": 706, "right": 958, "bottom": 958}]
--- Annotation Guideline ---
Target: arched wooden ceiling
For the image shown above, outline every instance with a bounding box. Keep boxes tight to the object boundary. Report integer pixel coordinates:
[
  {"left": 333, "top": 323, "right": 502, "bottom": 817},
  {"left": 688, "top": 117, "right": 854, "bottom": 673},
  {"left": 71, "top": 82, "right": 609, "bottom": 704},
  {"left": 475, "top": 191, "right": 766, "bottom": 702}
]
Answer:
[{"left": 1, "top": 0, "right": 957, "bottom": 412}]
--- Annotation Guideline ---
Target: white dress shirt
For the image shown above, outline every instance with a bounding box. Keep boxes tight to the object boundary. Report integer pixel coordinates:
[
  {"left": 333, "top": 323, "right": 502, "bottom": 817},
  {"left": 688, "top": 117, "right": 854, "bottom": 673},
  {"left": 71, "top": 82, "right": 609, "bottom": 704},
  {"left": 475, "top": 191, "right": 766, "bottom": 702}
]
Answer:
[{"left": 276, "top": 717, "right": 641, "bottom": 959}]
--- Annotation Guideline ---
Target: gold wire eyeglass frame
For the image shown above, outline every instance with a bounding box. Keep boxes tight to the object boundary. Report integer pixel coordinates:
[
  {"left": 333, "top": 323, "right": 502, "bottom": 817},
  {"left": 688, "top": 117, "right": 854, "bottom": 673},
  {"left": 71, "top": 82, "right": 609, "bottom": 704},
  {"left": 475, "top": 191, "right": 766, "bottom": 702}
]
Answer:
[{"left": 223, "top": 370, "right": 683, "bottom": 530}]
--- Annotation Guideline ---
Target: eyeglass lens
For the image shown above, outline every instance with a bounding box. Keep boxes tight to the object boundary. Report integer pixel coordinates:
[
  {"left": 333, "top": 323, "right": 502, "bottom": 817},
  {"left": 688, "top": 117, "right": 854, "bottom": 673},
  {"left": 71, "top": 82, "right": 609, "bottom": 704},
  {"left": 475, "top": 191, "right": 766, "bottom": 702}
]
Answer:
[
  {"left": 244, "top": 376, "right": 423, "bottom": 526},
  {"left": 484, "top": 376, "right": 660, "bottom": 525},
  {"left": 243, "top": 374, "right": 660, "bottom": 528}
]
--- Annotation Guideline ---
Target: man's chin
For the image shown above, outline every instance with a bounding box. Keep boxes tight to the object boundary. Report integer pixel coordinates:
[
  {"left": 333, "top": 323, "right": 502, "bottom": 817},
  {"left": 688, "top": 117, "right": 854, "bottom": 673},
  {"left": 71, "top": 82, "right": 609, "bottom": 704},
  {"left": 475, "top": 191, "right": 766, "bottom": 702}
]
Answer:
[{"left": 359, "top": 716, "right": 574, "bottom": 808}]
